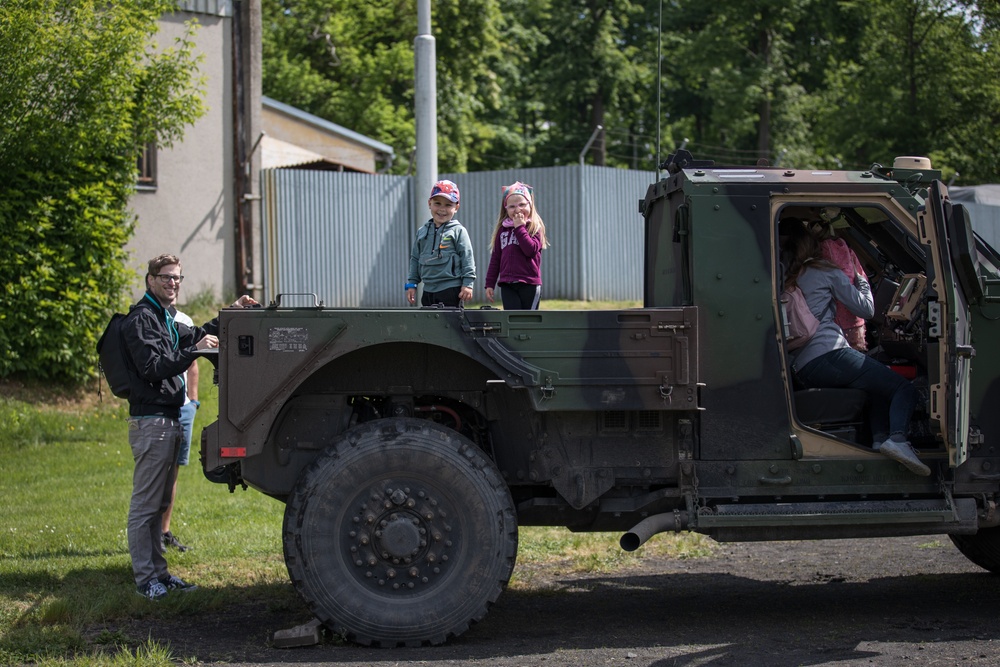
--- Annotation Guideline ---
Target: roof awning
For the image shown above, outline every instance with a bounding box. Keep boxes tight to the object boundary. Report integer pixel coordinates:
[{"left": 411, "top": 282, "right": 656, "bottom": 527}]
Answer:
[{"left": 261, "top": 136, "right": 350, "bottom": 170}]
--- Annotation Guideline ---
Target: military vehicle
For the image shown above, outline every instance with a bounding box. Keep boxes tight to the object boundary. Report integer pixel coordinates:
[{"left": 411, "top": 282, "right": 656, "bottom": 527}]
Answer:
[{"left": 201, "top": 153, "right": 1000, "bottom": 647}]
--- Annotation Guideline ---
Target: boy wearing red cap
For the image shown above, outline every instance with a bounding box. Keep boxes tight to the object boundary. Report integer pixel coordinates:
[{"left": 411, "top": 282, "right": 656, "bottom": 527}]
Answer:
[{"left": 406, "top": 180, "right": 476, "bottom": 307}]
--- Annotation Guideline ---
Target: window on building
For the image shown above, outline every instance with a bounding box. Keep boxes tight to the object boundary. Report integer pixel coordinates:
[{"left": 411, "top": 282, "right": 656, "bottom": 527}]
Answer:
[{"left": 137, "top": 143, "right": 157, "bottom": 188}]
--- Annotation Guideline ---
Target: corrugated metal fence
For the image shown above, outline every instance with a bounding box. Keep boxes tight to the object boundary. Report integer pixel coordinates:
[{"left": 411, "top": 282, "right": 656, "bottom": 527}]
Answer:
[{"left": 261, "top": 165, "right": 656, "bottom": 307}]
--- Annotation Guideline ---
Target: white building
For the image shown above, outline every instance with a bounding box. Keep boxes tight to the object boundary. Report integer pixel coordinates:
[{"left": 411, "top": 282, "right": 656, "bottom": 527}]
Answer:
[{"left": 128, "top": 0, "right": 261, "bottom": 302}]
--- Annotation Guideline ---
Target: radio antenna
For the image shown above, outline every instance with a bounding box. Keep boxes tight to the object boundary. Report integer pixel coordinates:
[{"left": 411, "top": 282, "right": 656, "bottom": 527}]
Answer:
[{"left": 655, "top": 0, "right": 663, "bottom": 177}]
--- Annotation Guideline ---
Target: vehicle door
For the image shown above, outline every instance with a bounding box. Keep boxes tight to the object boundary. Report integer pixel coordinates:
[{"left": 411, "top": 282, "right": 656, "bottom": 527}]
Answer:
[{"left": 921, "top": 181, "right": 976, "bottom": 466}]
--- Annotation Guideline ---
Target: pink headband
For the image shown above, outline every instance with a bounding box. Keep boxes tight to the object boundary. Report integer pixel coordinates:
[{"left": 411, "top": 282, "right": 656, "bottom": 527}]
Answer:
[{"left": 502, "top": 181, "right": 533, "bottom": 207}]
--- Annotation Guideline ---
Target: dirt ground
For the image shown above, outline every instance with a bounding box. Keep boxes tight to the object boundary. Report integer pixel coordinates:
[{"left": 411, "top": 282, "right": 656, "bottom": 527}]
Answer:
[{"left": 111, "top": 534, "right": 1000, "bottom": 667}]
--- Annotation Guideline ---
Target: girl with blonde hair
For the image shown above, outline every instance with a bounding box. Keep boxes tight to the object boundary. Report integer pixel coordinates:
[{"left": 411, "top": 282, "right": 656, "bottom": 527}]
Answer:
[{"left": 484, "top": 181, "right": 549, "bottom": 310}]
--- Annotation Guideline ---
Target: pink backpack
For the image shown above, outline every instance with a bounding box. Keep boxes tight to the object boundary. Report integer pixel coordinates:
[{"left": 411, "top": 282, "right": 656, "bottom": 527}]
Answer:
[{"left": 781, "top": 286, "right": 819, "bottom": 350}]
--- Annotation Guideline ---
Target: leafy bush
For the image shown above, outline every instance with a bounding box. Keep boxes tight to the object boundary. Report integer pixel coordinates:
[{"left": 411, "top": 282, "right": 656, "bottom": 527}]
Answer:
[
  {"left": 0, "top": 0, "right": 206, "bottom": 384},
  {"left": 0, "top": 173, "right": 135, "bottom": 383}
]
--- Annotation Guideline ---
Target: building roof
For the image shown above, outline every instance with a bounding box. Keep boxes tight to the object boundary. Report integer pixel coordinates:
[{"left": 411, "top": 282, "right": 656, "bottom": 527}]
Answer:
[
  {"left": 262, "top": 96, "right": 395, "bottom": 159},
  {"left": 261, "top": 136, "right": 344, "bottom": 170},
  {"left": 176, "top": 0, "right": 232, "bottom": 16}
]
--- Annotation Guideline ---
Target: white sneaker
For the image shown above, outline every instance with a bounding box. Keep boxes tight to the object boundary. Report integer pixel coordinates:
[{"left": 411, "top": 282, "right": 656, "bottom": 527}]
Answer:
[{"left": 879, "top": 439, "right": 931, "bottom": 476}]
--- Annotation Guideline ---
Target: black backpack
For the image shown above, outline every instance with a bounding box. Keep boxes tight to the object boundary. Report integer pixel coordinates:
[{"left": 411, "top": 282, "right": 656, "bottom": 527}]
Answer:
[{"left": 97, "top": 311, "right": 135, "bottom": 399}]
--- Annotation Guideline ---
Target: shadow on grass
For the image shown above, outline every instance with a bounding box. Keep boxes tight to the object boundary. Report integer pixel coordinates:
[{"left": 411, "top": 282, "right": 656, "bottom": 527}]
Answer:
[
  {"left": 0, "top": 564, "right": 306, "bottom": 665},
  {"left": 38, "top": 566, "right": 1000, "bottom": 667}
]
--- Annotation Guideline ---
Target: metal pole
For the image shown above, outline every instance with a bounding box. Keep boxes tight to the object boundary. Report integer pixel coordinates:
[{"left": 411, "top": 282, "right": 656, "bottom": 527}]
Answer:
[
  {"left": 414, "top": 0, "right": 437, "bottom": 228},
  {"left": 579, "top": 125, "right": 604, "bottom": 166}
]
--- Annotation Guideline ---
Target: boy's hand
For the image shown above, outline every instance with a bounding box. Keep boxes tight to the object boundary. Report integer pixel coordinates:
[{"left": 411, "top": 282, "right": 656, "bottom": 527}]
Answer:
[
  {"left": 485, "top": 287, "right": 495, "bottom": 302},
  {"left": 406, "top": 287, "right": 417, "bottom": 305},
  {"left": 459, "top": 287, "right": 472, "bottom": 302}
]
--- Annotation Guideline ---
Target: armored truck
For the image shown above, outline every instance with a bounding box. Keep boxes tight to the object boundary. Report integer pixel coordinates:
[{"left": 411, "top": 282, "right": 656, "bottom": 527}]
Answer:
[{"left": 201, "top": 153, "right": 1000, "bottom": 646}]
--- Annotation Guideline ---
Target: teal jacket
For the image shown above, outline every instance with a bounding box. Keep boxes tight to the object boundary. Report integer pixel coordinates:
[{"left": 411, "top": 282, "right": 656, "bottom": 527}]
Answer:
[{"left": 407, "top": 219, "right": 476, "bottom": 292}]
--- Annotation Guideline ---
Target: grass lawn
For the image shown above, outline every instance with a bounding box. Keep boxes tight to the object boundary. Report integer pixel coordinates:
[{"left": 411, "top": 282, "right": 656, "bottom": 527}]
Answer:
[
  {"left": 0, "top": 376, "right": 295, "bottom": 666},
  {"left": 0, "top": 299, "right": 711, "bottom": 665}
]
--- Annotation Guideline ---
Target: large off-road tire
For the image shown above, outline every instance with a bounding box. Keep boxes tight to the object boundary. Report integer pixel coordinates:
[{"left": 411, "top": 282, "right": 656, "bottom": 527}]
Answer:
[
  {"left": 950, "top": 528, "right": 1000, "bottom": 573},
  {"left": 282, "top": 417, "right": 518, "bottom": 647}
]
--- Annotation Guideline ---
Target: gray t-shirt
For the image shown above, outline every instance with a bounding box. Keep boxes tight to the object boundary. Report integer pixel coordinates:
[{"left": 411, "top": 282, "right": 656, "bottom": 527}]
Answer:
[
  {"left": 789, "top": 264, "right": 874, "bottom": 370},
  {"left": 174, "top": 309, "right": 193, "bottom": 406}
]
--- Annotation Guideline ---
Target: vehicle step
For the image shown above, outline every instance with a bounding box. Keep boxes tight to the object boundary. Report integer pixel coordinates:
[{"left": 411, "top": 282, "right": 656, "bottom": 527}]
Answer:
[{"left": 695, "top": 498, "right": 976, "bottom": 529}]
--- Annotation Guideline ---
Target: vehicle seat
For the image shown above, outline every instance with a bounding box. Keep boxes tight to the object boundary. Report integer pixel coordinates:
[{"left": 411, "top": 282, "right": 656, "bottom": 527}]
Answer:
[{"left": 793, "top": 388, "right": 868, "bottom": 441}]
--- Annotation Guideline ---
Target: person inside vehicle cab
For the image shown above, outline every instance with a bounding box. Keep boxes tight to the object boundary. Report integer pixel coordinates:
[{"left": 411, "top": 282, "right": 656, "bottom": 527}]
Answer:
[{"left": 780, "top": 219, "right": 930, "bottom": 476}]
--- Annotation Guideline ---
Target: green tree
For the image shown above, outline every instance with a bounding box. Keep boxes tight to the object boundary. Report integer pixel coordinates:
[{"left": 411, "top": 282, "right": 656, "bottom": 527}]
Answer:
[
  {"left": 261, "top": 0, "right": 507, "bottom": 173},
  {"left": 528, "top": 0, "right": 651, "bottom": 167},
  {"left": 262, "top": 0, "right": 414, "bottom": 172},
  {"left": 258, "top": 0, "right": 999, "bottom": 180},
  {"left": 0, "top": 0, "right": 206, "bottom": 384},
  {"left": 659, "top": 0, "right": 819, "bottom": 166},
  {"left": 460, "top": 0, "right": 551, "bottom": 170},
  {"left": 646, "top": 0, "right": 1000, "bottom": 179},
  {"left": 260, "top": 0, "right": 660, "bottom": 171},
  {"left": 434, "top": 0, "right": 518, "bottom": 172},
  {"left": 815, "top": 0, "right": 1000, "bottom": 181}
]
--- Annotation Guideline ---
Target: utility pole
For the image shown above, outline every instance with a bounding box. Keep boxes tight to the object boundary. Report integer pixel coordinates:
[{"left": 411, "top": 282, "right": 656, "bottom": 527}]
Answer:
[{"left": 414, "top": 0, "right": 437, "bottom": 227}]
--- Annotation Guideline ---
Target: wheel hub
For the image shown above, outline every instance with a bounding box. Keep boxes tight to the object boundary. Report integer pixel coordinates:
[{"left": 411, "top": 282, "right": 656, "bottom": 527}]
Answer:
[
  {"left": 347, "top": 485, "right": 455, "bottom": 592},
  {"left": 379, "top": 514, "right": 421, "bottom": 558}
]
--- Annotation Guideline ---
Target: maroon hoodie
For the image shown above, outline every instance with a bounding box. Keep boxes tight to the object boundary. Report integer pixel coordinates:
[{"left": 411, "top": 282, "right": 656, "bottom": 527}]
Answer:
[{"left": 485, "top": 223, "right": 543, "bottom": 288}]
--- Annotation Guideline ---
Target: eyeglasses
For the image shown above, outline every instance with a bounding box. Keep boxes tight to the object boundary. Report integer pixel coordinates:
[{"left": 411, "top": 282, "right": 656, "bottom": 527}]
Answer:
[{"left": 155, "top": 274, "right": 184, "bottom": 284}]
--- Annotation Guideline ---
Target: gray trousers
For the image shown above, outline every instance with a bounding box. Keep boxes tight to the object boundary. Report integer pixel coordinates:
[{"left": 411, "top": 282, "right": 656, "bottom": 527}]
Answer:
[{"left": 127, "top": 416, "right": 181, "bottom": 586}]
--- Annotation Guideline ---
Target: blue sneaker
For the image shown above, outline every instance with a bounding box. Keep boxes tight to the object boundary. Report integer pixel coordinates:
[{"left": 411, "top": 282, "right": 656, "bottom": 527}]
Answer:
[
  {"left": 159, "top": 574, "right": 197, "bottom": 592},
  {"left": 136, "top": 579, "right": 168, "bottom": 601}
]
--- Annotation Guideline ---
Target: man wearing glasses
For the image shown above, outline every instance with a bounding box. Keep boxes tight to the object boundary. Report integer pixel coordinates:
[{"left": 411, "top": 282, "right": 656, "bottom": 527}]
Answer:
[{"left": 122, "top": 253, "right": 257, "bottom": 600}]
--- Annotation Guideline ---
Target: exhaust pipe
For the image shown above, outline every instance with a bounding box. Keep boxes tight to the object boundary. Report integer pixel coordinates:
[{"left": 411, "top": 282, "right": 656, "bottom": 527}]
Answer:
[{"left": 620, "top": 511, "right": 689, "bottom": 552}]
